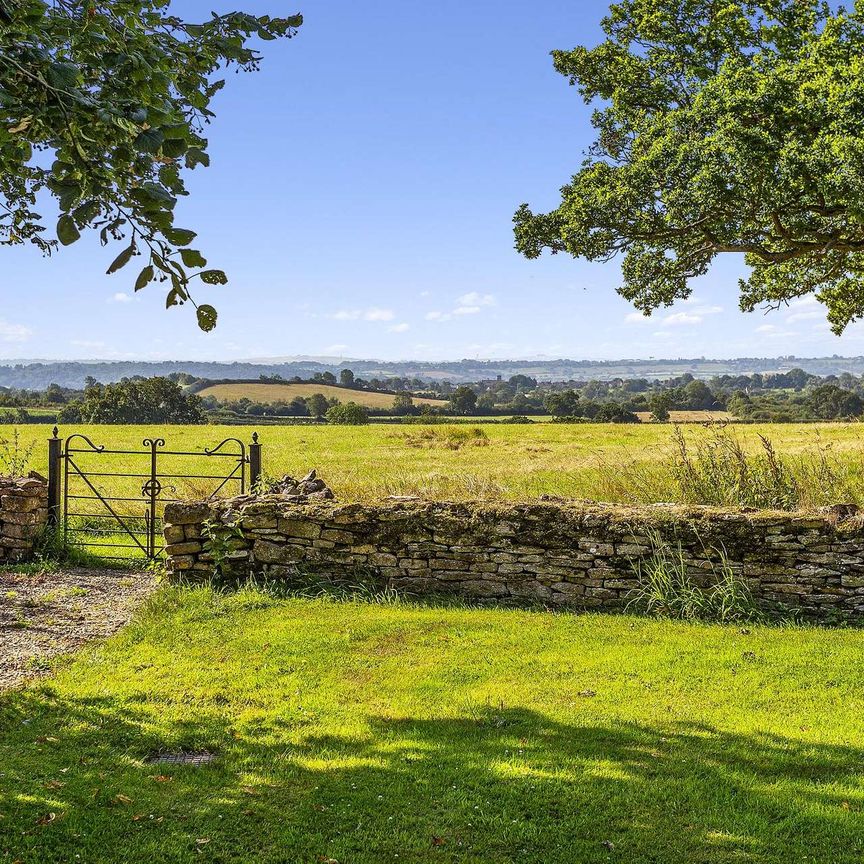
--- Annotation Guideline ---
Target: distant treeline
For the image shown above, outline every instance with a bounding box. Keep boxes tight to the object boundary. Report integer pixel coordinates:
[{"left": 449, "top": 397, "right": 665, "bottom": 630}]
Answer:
[
  {"left": 9, "top": 355, "right": 864, "bottom": 389},
  {"left": 5, "top": 367, "right": 864, "bottom": 424}
]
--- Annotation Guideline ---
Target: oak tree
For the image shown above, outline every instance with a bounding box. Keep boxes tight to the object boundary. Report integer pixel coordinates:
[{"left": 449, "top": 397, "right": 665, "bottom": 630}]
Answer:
[{"left": 514, "top": 1, "right": 864, "bottom": 333}]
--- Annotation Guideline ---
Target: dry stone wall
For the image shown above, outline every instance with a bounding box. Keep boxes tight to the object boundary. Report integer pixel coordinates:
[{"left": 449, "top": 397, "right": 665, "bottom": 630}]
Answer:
[
  {"left": 163, "top": 496, "right": 864, "bottom": 621},
  {"left": 0, "top": 474, "right": 49, "bottom": 563}
]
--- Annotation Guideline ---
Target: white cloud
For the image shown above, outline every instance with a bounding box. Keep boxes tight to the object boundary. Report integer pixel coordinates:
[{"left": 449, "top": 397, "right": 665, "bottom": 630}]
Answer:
[
  {"left": 426, "top": 293, "right": 497, "bottom": 323},
  {"left": 662, "top": 312, "right": 704, "bottom": 326},
  {"left": 364, "top": 307, "right": 395, "bottom": 322},
  {"left": 388, "top": 322, "right": 410, "bottom": 333},
  {"left": 755, "top": 324, "right": 799, "bottom": 338},
  {"left": 456, "top": 292, "right": 496, "bottom": 308},
  {"left": 329, "top": 307, "right": 395, "bottom": 322},
  {"left": 322, "top": 343, "right": 348, "bottom": 353},
  {"left": 782, "top": 296, "right": 825, "bottom": 323},
  {"left": 787, "top": 309, "right": 823, "bottom": 323},
  {"left": 0, "top": 319, "right": 32, "bottom": 342},
  {"left": 109, "top": 292, "right": 132, "bottom": 303},
  {"left": 659, "top": 304, "right": 722, "bottom": 327},
  {"left": 624, "top": 312, "right": 649, "bottom": 324},
  {"left": 70, "top": 339, "right": 106, "bottom": 349}
]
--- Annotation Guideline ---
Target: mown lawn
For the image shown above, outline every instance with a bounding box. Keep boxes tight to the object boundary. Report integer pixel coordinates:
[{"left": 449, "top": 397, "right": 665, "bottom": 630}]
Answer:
[{"left": 1, "top": 587, "right": 863, "bottom": 863}]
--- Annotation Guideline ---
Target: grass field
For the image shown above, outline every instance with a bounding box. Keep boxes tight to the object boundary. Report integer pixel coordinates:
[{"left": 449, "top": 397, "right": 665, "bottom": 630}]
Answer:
[
  {"left": 1, "top": 586, "right": 863, "bottom": 863},
  {"left": 197, "top": 382, "right": 448, "bottom": 409},
  {"left": 6, "top": 420, "right": 864, "bottom": 508}
]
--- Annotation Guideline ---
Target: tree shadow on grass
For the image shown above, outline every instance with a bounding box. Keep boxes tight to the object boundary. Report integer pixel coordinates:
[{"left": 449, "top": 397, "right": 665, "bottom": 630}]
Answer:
[{"left": 0, "top": 691, "right": 862, "bottom": 863}]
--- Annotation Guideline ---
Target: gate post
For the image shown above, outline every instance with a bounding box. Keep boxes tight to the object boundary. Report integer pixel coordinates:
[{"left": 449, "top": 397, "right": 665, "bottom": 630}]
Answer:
[
  {"left": 47, "top": 426, "right": 62, "bottom": 527},
  {"left": 249, "top": 432, "right": 262, "bottom": 491}
]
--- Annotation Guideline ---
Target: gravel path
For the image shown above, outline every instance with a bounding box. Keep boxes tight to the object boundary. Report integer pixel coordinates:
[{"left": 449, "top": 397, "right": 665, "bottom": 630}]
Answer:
[{"left": 0, "top": 566, "right": 157, "bottom": 691}]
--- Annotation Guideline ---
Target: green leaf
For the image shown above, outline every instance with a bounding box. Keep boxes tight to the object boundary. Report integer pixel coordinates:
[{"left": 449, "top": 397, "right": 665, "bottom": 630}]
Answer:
[
  {"left": 180, "top": 249, "right": 207, "bottom": 268},
  {"left": 164, "top": 228, "right": 196, "bottom": 246},
  {"left": 73, "top": 200, "right": 101, "bottom": 224},
  {"left": 130, "top": 183, "right": 176, "bottom": 209},
  {"left": 185, "top": 148, "right": 210, "bottom": 169},
  {"left": 134, "top": 265, "right": 154, "bottom": 291},
  {"left": 162, "top": 138, "right": 188, "bottom": 159},
  {"left": 166, "top": 279, "right": 188, "bottom": 308},
  {"left": 196, "top": 304, "right": 218, "bottom": 332},
  {"left": 48, "top": 62, "right": 79, "bottom": 90},
  {"left": 199, "top": 269, "right": 228, "bottom": 285},
  {"left": 106, "top": 243, "right": 135, "bottom": 275},
  {"left": 57, "top": 215, "right": 80, "bottom": 246},
  {"left": 134, "top": 128, "right": 164, "bottom": 154}
]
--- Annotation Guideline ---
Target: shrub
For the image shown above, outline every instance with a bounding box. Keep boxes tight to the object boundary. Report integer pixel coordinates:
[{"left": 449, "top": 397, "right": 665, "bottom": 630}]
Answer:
[{"left": 325, "top": 402, "right": 369, "bottom": 425}]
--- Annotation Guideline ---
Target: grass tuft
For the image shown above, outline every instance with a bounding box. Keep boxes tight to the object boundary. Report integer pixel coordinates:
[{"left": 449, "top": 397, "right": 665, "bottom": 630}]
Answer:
[{"left": 626, "top": 528, "right": 762, "bottom": 623}]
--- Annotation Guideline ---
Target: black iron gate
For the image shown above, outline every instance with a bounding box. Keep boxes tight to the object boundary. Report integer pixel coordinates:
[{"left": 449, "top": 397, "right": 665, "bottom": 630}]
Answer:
[{"left": 47, "top": 429, "right": 261, "bottom": 562}]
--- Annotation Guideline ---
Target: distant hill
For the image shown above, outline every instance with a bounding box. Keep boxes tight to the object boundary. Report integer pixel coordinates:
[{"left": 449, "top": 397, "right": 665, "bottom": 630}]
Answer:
[
  {"left": 197, "top": 382, "right": 447, "bottom": 409},
  {"left": 4, "top": 355, "right": 864, "bottom": 389}
]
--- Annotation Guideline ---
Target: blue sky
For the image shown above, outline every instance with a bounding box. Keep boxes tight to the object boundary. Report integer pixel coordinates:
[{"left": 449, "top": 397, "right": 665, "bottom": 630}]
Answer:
[{"left": 3, "top": 0, "right": 864, "bottom": 362}]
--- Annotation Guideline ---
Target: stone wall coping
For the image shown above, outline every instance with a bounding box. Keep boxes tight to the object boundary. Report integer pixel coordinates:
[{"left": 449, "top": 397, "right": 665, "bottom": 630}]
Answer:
[{"left": 163, "top": 495, "right": 864, "bottom": 533}]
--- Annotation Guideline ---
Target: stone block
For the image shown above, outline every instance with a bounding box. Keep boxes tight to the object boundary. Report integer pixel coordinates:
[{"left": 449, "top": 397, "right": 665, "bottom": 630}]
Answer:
[
  {"left": 163, "top": 524, "right": 185, "bottom": 544},
  {"left": 278, "top": 518, "right": 321, "bottom": 539},
  {"left": 163, "top": 502, "right": 214, "bottom": 525},
  {"left": 458, "top": 580, "right": 510, "bottom": 597},
  {"left": 320, "top": 529, "right": 356, "bottom": 544},
  {"left": 370, "top": 552, "right": 398, "bottom": 567},
  {"left": 1, "top": 510, "right": 38, "bottom": 525},
  {"left": 252, "top": 540, "right": 305, "bottom": 564},
  {"left": 164, "top": 541, "right": 202, "bottom": 556},
  {"left": 508, "top": 581, "right": 552, "bottom": 601},
  {"left": 171, "top": 555, "right": 195, "bottom": 570},
  {"left": 0, "top": 495, "right": 41, "bottom": 513}
]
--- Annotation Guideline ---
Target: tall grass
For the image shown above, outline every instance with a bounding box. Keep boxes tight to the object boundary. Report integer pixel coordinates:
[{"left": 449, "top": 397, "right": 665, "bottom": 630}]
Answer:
[
  {"left": 596, "top": 424, "right": 863, "bottom": 510},
  {"left": 626, "top": 528, "right": 759, "bottom": 623},
  {"left": 399, "top": 425, "right": 490, "bottom": 450},
  {"left": 670, "top": 426, "right": 799, "bottom": 509},
  {"left": 0, "top": 428, "right": 36, "bottom": 476}
]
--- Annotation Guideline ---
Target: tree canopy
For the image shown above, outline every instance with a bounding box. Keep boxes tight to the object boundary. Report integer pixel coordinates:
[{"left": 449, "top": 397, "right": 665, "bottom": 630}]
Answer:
[
  {"left": 514, "top": 0, "right": 864, "bottom": 333},
  {"left": 0, "top": 0, "right": 301, "bottom": 329},
  {"left": 58, "top": 376, "right": 204, "bottom": 423}
]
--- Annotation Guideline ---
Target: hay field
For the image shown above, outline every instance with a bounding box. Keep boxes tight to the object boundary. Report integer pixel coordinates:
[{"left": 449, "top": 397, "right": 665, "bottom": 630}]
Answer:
[
  {"left": 196, "top": 382, "right": 447, "bottom": 409},
  {"left": 7, "top": 421, "right": 864, "bottom": 507}
]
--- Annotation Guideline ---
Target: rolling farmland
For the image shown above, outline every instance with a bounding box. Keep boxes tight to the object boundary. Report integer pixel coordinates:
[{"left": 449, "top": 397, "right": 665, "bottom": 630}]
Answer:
[{"left": 196, "top": 382, "right": 448, "bottom": 409}]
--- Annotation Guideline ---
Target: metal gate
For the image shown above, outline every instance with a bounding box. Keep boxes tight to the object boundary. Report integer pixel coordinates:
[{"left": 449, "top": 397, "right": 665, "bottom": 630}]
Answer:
[{"left": 47, "top": 429, "right": 261, "bottom": 562}]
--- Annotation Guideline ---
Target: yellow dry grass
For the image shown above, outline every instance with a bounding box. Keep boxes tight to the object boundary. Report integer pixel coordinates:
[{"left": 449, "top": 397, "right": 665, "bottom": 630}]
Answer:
[
  {"left": 634, "top": 410, "right": 734, "bottom": 423},
  {"left": 197, "top": 382, "right": 447, "bottom": 409}
]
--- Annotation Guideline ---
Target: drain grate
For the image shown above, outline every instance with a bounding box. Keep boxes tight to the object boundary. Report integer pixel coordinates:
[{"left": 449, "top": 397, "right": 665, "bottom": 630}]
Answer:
[{"left": 146, "top": 750, "right": 216, "bottom": 767}]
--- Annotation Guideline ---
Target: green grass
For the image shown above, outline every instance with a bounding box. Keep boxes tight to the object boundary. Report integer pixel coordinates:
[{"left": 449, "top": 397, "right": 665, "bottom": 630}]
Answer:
[
  {"left": 8, "top": 420, "right": 864, "bottom": 507},
  {"left": 1, "top": 587, "right": 863, "bottom": 862}
]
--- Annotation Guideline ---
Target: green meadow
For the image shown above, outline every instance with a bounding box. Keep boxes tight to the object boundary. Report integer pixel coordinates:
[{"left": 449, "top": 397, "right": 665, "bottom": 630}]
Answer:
[{"left": 2, "top": 587, "right": 863, "bottom": 863}]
